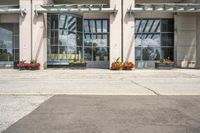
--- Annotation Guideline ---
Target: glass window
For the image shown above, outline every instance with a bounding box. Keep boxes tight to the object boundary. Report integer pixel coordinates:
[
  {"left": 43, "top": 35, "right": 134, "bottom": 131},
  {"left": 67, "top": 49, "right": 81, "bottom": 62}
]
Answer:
[
  {"left": 47, "top": 14, "right": 83, "bottom": 64},
  {"left": 51, "top": 15, "right": 58, "bottom": 29},
  {"left": 102, "top": 20, "right": 108, "bottom": 32},
  {"left": 135, "top": 47, "right": 142, "bottom": 60},
  {"left": 142, "top": 47, "right": 161, "bottom": 61},
  {"left": 161, "top": 19, "right": 174, "bottom": 32},
  {"left": 84, "top": 47, "right": 92, "bottom": 61},
  {"left": 83, "top": 19, "right": 109, "bottom": 62},
  {"left": 0, "top": 23, "right": 19, "bottom": 62},
  {"left": 135, "top": 19, "right": 174, "bottom": 62},
  {"left": 161, "top": 48, "right": 174, "bottom": 61},
  {"left": 162, "top": 33, "right": 174, "bottom": 46},
  {"left": 151, "top": 20, "right": 160, "bottom": 33},
  {"left": 93, "top": 47, "right": 109, "bottom": 61}
]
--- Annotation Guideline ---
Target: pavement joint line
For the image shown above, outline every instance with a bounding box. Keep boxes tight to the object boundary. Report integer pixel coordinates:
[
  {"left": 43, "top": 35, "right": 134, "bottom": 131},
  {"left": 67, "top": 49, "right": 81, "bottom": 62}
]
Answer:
[
  {"left": 130, "top": 80, "right": 160, "bottom": 96},
  {"left": 0, "top": 93, "right": 156, "bottom": 96}
]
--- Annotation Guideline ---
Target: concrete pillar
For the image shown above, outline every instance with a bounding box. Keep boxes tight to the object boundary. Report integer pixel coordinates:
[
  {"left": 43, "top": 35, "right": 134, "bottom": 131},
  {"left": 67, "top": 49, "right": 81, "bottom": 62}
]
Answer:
[
  {"left": 19, "top": 0, "right": 32, "bottom": 62},
  {"left": 196, "top": 14, "right": 200, "bottom": 69},
  {"left": 175, "top": 14, "right": 197, "bottom": 68},
  {"left": 123, "top": 0, "right": 135, "bottom": 63},
  {"left": 32, "top": 0, "right": 47, "bottom": 69},
  {"left": 109, "top": 0, "right": 122, "bottom": 67}
]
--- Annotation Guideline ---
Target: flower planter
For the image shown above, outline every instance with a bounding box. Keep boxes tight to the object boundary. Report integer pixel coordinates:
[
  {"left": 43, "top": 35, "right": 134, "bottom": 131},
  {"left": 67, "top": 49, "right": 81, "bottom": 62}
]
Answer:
[
  {"left": 17, "top": 63, "right": 40, "bottom": 70},
  {"left": 69, "top": 63, "right": 87, "bottom": 69},
  {"left": 155, "top": 62, "right": 174, "bottom": 70}
]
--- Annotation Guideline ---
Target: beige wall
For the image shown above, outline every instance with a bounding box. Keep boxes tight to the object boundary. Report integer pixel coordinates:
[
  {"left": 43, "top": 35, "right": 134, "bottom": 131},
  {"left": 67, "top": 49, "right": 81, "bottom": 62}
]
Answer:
[
  {"left": 0, "top": 0, "right": 18, "bottom": 5},
  {"left": 0, "top": 14, "right": 19, "bottom": 23},
  {"left": 19, "top": 0, "right": 32, "bottom": 63},
  {"left": 109, "top": 0, "right": 122, "bottom": 66},
  {"left": 175, "top": 14, "right": 197, "bottom": 68}
]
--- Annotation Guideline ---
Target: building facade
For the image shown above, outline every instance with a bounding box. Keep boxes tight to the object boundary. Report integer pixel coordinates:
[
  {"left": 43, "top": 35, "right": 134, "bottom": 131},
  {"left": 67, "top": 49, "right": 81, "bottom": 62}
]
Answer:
[{"left": 0, "top": 0, "right": 200, "bottom": 69}]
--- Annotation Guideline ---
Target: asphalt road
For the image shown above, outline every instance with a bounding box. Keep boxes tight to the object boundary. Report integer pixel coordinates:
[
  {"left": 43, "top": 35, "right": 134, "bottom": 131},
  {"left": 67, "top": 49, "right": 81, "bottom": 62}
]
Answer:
[{"left": 2, "top": 95, "right": 200, "bottom": 133}]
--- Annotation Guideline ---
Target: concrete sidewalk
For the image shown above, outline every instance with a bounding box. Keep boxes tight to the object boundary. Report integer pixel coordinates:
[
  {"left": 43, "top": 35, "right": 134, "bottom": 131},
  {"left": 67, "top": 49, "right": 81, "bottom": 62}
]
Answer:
[{"left": 0, "top": 69, "right": 200, "bottom": 95}]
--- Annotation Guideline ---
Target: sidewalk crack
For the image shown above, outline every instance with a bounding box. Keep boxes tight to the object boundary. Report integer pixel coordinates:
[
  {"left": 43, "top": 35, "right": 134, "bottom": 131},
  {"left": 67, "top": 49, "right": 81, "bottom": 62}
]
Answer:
[{"left": 130, "top": 80, "right": 160, "bottom": 96}]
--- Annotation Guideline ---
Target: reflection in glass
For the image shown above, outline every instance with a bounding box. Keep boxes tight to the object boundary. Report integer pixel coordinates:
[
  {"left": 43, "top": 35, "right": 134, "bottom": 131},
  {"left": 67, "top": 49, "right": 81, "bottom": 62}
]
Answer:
[
  {"left": 161, "top": 48, "right": 174, "bottom": 61},
  {"left": 151, "top": 20, "right": 160, "bottom": 33},
  {"left": 135, "top": 47, "right": 141, "bottom": 60},
  {"left": 51, "top": 15, "right": 58, "bottom": 29},
  {"left": 84, "top": 47, "right": 92, "bottom": 61},
  {"left": 93, "top": 47, "right": 109, "bottom": 61},
  {"left": 0, "top": 49, "right": 13, "bottom": 61},
  {"left": 48, "top": 14, "right": 83, "bottom": 64},
  {"left": 162, "top": 33, "right": 174, "bottom": 46},
  {"left": 0, "top": 23, "right": 19, "bottom": 62},
  {"left": 161, "top": 19, "right": 174, "bottom": 32},
  {"left": 135, "top": 19, "right": 174, "bottom": 63},
  {"left": 142, "top": 47, "right": 161, "bottom": 61},
  {"left": 102, "top": 20, "right": 108, "bottom": 32}
]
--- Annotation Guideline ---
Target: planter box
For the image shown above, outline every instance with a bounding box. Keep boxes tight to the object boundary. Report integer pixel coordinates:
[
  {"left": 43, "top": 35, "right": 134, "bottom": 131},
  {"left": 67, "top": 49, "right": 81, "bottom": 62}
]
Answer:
[
  {"left": 69, "top": 63, "right": 87, "bottom": 69},
  {"left": 155, "top": 62, "right": 174, "bottom": 70},
  {"left": 17, "top": 63, "right": 40, "bottom": 70}
]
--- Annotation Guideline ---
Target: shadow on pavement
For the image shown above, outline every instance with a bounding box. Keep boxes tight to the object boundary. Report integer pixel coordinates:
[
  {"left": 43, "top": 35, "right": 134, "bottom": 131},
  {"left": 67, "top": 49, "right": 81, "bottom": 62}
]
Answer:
[{"left": 3, "top": 95, "right": 200, "bottom": 133}]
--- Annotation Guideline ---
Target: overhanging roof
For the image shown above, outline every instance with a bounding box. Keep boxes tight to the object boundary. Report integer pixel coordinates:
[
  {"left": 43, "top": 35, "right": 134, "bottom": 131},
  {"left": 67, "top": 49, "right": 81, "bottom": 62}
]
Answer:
[
  {"left": 0, "top": 5, "right": 26, "bottom": 16},
  {"left": 35, "top": 4, "right": 117, "bottom": 16},
  {"left": 128, "top": 3, "right": 200, "bottom": 14}
]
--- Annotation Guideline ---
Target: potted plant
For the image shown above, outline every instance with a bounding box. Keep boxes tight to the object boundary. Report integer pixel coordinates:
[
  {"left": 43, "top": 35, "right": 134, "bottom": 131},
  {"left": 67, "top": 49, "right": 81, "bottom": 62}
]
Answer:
[
  {"left": 69, "top": 60, "right": 87, "bottom": 69},
  {"left": 122, "top": 61, "right": 135, "bottom": 70},
  {"left": 17, "top": 59, "right": 40, "bottom": 70},
  {"left": 111, "top": 57, "right": 122, "bottom": 70},
  {"left": 29, "top": 59, "right": 40, "bottom": 70},
  {"left": 155, "top": 57, "right": 174, "bottom": 69}
]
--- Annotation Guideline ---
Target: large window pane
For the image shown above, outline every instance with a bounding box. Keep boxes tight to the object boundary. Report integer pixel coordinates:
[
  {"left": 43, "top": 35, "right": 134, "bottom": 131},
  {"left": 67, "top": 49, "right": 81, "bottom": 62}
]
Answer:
[
  {"left": 102, "top": 20, "right": 108, "bottom": 32},
  {"left": 0, "top": 23, "right": 19, "bottom": 62},
  {"left": 93, "top": 34, "right": 108, "bottom": 47},
  {"left": 162, "top": 33, "right": 174, "bottom": 46},
  {"left": 135, "top": 19, "right": 174, "bottom": 63},
  {"left": 77, "top": 17, "right": 83, "bottom": 32},
  {"left": 59, "top": 15, "right": 68, "bottom": 30},
  {"left": 84, "top": 47, "right": 92, "bottom": 61},
  {"left": 84, "top": 34, "right": 93, "bottom": 47},
  {"left": 161, "top": 48, "right": 174, "bottom": 61},
  {"left": 135, "top": 47, "right": 142, "bottom": 60},
  {"left": 151, "top": 20, "right": 160, "bottom": 33},
  {"left": 93, "top": 47, "right": 109, "bottom": 61},
  {"left": 96, "top": 20, "right": 101, "bottom": 33},
  {"left": 0, "top": 48, "right": 13, "bottom": 61},
  {"left": 142, "top": 34, "right": 161, "bottom": 47},
  {"left": 142, "top": 47, "right": 161, "bottom": 61},
  {"left": 51, "top": 15, "right": 58, "bottom": 29},
  {"left": 161, "top": 19, "right": 174, "bottom": 32}
]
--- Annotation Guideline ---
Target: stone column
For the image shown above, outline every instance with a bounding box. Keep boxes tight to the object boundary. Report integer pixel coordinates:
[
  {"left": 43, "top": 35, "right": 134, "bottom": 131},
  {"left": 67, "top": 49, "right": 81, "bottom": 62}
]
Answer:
[
  {"left": 122, "top": 0, "right": 135, "bottom": 63},
  {"left": 109, "top": 0, "right": 122, "bottom": 67},
  {"left": 19, "top": 0, "right": 32, "bottom": 62},
  {"left": 196, "top": 13, "right": 200, "bottom": 69},
  {"left": 32, "top": 0, "right": 47, "bottom": 69}
]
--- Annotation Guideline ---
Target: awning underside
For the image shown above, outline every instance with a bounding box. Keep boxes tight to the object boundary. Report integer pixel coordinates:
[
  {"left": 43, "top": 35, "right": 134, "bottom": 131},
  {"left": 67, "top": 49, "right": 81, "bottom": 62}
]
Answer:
[
  {"left": 128, "top": 3, "right": 200, "bottom": 14},
  {"left": 35, "top": 4, "right": 117, "bottom": 15},
  {"left": 0, "top": 5, "right": 26, "bottom": 16}
]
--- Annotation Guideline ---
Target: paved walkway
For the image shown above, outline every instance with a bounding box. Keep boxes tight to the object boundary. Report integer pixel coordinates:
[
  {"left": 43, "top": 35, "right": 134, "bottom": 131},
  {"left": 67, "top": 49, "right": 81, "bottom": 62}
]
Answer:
[
  {"left": 2, "top": 95, "right": 200, "bottom": 133},
  {"left": 0, "top": 69, "right": 200, "bottom": 95},
  {"left": 1, "top": 69, "right": 200, "bottom": 132}
]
